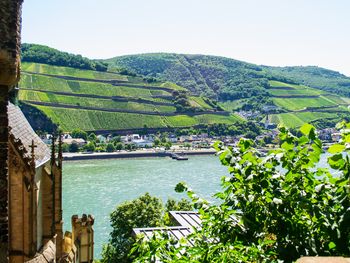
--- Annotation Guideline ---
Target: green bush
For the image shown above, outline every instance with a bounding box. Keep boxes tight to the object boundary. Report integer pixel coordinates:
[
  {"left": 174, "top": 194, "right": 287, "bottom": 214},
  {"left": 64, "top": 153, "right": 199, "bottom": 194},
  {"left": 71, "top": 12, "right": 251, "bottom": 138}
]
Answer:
[
  {"left": 131, "top": 123, "right": 350, "bottom": 262},
  {"left": 101, "top": 193, "right": 192, "bottom": 263},
  {"left": 106, "top": 143, "right": 115, "bottom": 152}
]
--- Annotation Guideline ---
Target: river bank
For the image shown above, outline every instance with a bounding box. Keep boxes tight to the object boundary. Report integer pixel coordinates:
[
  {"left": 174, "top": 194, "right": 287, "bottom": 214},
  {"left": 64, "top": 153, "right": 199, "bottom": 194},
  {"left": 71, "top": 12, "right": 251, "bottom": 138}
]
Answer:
[{"left": 63, "top": 148, "right": 217, "bottom": 161}]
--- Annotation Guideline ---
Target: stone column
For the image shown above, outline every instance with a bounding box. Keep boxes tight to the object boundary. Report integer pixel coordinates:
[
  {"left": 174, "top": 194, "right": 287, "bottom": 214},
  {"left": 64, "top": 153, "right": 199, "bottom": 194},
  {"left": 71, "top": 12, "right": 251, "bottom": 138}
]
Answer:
[
  {"left": 0, "top": 1, "right": 23, "bottom": 261},
  {"left": 71, "top": 214, "right": 95, "bottom": 263},
  {"left": 0, "top": 87, "right": 9, "bottom": 262}
]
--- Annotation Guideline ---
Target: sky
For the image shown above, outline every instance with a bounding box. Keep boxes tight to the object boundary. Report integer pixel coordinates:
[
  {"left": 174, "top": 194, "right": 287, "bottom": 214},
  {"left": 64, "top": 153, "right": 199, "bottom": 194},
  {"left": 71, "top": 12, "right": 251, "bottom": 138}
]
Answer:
[{"left": 22, "top": 0, "right": 350, "bottom": 76}]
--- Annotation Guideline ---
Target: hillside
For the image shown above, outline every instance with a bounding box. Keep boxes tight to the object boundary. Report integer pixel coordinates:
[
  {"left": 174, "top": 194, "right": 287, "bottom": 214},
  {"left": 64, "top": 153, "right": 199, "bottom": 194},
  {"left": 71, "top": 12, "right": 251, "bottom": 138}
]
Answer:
[
  {"left": 261, "top": 80, "right": 350, "bottom": 128},
  {"left": 105, "top": 53, "right": 350, "bottom": 99},
  {"left": 18, "top": 62, "right": 240, "bottom": 132},
  {"left": 105, "top": 53, "right": 269, "bottom": 100},
  {"left": 19, "top": 44, "right": 350, "bottom": 129},
  {"left": 105, "top": 53, "right": 350, "bottom": 128},
  {"left": 264, "top": 66, "right": 350, "bottom": 97}
]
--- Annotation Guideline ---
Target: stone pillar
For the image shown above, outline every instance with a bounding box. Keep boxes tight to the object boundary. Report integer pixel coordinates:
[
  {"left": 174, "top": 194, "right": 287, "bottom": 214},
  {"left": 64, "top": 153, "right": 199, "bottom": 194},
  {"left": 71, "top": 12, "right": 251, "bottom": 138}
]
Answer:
[
  {"left": 54, "top": 165, "right": 63, "bottom": 259},
  {"left": 71, "top": 215, "right": 94, "bottom": 263},
  {"left": 0, "top": 0, "right": 23, "bottom": 262},
  {"left": 0, "top": 88, "right": 9, "bottom": 262}
]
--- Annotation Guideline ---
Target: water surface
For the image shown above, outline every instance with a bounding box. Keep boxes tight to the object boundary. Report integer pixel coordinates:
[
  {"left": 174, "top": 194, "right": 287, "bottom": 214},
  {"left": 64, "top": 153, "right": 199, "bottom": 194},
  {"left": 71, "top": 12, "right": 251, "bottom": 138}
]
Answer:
[{"left": 62, "top": 155, "right": 228, "bottom": 257}]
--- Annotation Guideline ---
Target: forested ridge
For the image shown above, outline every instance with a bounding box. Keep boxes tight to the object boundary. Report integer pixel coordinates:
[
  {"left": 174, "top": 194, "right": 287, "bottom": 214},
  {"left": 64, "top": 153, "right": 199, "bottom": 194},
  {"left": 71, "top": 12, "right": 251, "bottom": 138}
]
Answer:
[
  {"left": 21, "top": 43, "right": 108, "bottom": 72},
  {"left": 105, "top": 53, "right": 350, "bottom": 99}
]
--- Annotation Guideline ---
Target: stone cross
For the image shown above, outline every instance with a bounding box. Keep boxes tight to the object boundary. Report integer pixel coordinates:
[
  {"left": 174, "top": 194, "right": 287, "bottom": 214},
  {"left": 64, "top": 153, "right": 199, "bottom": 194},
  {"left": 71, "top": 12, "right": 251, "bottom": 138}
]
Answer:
[{"left": 29, "top": 139, "right": 37, "bottom": 167}]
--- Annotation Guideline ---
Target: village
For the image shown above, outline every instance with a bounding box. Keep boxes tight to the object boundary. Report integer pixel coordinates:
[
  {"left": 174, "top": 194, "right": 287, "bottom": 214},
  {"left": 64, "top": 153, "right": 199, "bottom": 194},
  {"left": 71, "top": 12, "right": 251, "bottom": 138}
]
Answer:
[{"left": 39, "top": 126, "right": 341, "bottom": 156}]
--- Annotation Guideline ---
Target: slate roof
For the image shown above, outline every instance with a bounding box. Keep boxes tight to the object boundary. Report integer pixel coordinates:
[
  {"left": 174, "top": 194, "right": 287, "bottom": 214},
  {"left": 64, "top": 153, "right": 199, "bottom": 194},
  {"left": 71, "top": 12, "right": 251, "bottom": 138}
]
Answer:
[
  {"left": 8, "top": 102, "right": 51, "bottom": 167},
  {"left": 26, "top": 239, "right": 56, "bottom": 263},
  {"left": 133, "top": 226, "right": 192, "bottom": 242},
  {"left": 169, "top": 211, "right": 201, "bottom": 229},
  {"left": 133, "top": 211, "right": 201, "bottom": 242}
]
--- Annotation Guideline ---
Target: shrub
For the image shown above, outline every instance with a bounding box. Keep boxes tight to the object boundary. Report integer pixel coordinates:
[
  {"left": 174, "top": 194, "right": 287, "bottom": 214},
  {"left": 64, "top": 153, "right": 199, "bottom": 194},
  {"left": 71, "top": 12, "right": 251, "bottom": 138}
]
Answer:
[
  {"left": 101, "top": 193, "right": 191, "bottom": 263},
  {"left": 106, "top": 143, "right": 115, "bottom": 152},
  {"left": 131, "top": 123, "right": 350, "bottom": 262}
]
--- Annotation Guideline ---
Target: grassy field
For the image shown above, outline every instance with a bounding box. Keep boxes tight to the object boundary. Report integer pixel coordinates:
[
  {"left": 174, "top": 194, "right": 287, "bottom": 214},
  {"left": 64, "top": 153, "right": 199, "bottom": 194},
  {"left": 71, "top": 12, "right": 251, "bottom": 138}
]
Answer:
[
  {"left": 219, "top": 100, "right": 245, "bottom": 112},
  {"left": 273, "top": 96, "right": 337, "bottom": 111},
  {"left": 19, "top": 90, "right": 176, "bottom": 113},
  {"left": 22, "top": 62, "right": 127, "bottom": 80},
  {"left": 270, "top": 111, "right": 339, "bottom": 128},
  {"left": 268, "top": 80, "right": 307, "bottom": 89},
  {"left": 269, "top": 88, "right": 321, "bottom": 96},
  {"left": 33, "top": 105, "right": 239, "bottom": 131},
  {"left": 36, "top": 105, "right": 169, "bottom": 131},
  {"left": 22, "top": 62, "right": 187, "bottom": 91},
  {"left": 323, "top": 95, "right": 350, "bottom": 104},
  {"left": 268, "top": 80, "right": 323, "bottom": 97},
  {"left": 20, "top": 73, "right": 172, "bottom": 98},
  {"left": 188, "top": 97, "right": 213, "bottom": 109}
]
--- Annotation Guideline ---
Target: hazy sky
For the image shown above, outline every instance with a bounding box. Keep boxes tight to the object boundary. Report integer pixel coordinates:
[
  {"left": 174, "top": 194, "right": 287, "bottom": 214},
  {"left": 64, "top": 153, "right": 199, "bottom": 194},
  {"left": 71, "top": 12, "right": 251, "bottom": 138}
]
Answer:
[{"left": 22, "top": 0, "right": 350, "bottom": 76}]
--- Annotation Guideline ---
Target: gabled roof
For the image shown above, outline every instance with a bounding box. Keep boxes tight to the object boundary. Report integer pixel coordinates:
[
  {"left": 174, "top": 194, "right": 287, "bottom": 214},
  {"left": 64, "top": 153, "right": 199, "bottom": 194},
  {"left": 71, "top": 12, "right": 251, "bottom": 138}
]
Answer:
[
  {"left": 8, "top": 102, "right": 51, "bottom": 167},
  {"left": 133, "top": 211, "right": 201, "bottom": 242}
]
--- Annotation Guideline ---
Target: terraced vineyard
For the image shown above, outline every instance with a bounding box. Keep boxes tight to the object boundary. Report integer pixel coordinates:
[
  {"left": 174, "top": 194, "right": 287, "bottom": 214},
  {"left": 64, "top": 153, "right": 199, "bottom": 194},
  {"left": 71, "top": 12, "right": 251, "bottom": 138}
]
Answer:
[
  {"left": 266, "top": 80, "right": 350, "bottom": 127},
  {"left": 19, "top": 62, "right": 239, "bottom": 132}
]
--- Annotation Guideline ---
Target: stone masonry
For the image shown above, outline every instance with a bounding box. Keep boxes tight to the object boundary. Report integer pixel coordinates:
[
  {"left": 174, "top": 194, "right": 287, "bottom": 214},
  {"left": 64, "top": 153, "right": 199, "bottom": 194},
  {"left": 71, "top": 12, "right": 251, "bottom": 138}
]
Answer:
[{"left": 0, "top": 1, "right": 23, "bottom": 261}]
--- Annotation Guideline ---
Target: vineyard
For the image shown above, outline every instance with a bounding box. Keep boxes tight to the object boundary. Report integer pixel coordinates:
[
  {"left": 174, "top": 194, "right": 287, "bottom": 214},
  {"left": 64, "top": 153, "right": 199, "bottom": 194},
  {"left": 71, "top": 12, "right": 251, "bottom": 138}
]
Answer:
[{"left": 19, "top": 62, "right": 239, "bottom": 132}]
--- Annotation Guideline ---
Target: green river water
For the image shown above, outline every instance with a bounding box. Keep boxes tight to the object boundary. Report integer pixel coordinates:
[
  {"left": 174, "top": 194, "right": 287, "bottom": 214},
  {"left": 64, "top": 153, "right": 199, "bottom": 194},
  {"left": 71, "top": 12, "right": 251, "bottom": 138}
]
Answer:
[
  {"left": 62, "top": 155, "right": 228, "bottom": 258},
  {"left": 62, "top": 153, "right": 333, "bottom": 258}
]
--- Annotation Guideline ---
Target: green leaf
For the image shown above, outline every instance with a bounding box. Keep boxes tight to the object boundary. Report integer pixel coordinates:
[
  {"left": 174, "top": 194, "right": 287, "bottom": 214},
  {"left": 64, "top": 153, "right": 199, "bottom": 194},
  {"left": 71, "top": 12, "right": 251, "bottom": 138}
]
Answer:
[
  {"left": 328, "top": 242, "right": 336, "bottom": 250},
  {"left": 328, "top": 144, "right": 345, "bottom": 154},
  {"left": 175, "top": 182, "right": 187, "bottom": 193},
  {"left": 300, "top": 123, "right": 314, "bottom": 136},
  {"left": 328, "top": 154, "right": 345, "bottom": 170},
  {"left": 281, "top": 141, "right": 294, "bottom": 151},
  {"left": 298, "top": 136, "right": 309, "bottom": 145},
  {"left": 344, "top": 134, "right": 350, "bottom": 143}
]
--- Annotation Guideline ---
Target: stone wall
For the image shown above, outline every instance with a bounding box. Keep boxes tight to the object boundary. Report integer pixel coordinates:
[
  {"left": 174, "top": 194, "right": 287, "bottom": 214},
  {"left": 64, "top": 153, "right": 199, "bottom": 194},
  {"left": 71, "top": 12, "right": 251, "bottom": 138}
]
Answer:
[
  {"left": 0, "top": 1, "right": 23, "bottom": 261},
  {"left": 0, "top": 0, "right": 23, "bottom": 86},
  {"left": 0, "top": 87, "right": 9, "bottom": 262}
]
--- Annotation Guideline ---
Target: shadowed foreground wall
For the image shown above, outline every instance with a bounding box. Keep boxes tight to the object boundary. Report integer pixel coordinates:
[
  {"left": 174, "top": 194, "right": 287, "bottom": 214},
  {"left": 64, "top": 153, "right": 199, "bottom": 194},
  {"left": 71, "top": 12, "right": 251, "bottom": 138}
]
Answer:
[{"left": 0, "top": 0, "right": 23, "bottom": 262}]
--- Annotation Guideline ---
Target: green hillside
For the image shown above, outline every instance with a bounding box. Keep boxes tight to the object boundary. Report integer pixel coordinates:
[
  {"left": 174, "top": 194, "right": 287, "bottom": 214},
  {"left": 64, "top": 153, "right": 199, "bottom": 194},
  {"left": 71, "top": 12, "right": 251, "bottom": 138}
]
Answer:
[
  {"left": 19, "top": 44, "right": 350, "bottom": 130},
  {"left": 264, "top": 66, "right": 350, "bottom": 97},
  {"left": 263, "top": 80, "right": 350, "bottom": 128},
  {"left": 105, "top": 53, "right": 350, "bottom": 128},
  {"left": 105, "top": 53, "right": 350, "bottom": 99},
  {"left": 18, "top": 62, "right": 240, "bottom": 132}
]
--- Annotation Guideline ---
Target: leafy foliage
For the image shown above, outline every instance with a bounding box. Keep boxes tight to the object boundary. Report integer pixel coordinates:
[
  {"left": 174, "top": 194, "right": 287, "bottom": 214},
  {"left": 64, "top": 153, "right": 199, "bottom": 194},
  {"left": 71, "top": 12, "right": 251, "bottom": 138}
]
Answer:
[
  {"left": 71, "top": 128, "right": 87, "bottom": 140},
  {"left": 21, "top": 43, "right": 108, "bottom": 71},
  {"left": 131, "top": 124, "right": 350, "bottom": 262},
  {"left": 101, "top": 193, "right": 192, "bottom": 263}
]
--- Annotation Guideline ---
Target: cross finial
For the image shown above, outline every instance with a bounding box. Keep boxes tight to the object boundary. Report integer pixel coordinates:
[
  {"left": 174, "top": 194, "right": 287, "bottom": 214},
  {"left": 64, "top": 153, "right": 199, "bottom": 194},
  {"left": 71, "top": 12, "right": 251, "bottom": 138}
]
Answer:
[
  {"left": 29, "top": 139, "right": 37, "bottom": 166},
  {"left": 58, "top": 131, "right": 63, "bottom": 169},
  {"left": 51, "top": 133, "right": 56, "bottom": 165}
]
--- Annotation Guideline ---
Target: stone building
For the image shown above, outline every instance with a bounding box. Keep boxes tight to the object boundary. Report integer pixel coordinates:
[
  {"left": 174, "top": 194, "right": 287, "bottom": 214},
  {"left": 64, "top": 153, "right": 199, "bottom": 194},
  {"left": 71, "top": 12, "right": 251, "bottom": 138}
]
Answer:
[
  {"left": 1, "top": 1, "right": 94, "bottom": 262},
  {"left": 7, "top": 103, "right": 95, "bottom": 263},
  {"left": 8, "top": 102, "right": 63, "bottom": 262}
]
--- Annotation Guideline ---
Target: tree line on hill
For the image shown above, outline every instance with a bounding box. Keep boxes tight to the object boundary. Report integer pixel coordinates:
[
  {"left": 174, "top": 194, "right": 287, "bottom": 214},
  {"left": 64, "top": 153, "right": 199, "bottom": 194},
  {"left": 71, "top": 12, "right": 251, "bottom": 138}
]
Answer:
[
  {"left": 106, "top": 53, "right": 350, "bottom": 100},
  {"left": 21, "top": 43, "right": 108, "bottom": 72}
]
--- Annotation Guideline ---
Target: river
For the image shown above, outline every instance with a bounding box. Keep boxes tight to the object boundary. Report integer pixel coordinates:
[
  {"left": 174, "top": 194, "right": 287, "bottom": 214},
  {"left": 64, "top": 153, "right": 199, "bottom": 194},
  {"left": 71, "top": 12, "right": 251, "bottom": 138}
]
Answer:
[
  {"left": 62, "top": 155, "right": 228, "bottom": 258},
  {"left": 62, "top": 152, "right": 335, "bottom": 258}
]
